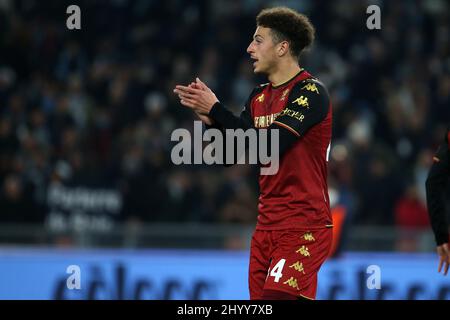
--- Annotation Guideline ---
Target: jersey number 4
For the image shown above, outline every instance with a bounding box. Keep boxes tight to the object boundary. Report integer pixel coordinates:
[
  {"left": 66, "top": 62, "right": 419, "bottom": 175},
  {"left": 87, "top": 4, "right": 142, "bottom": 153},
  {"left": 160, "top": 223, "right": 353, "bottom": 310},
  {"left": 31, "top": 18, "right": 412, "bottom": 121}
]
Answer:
[{"left": 267, "top": 259, "right": 286, "bottom": 283}]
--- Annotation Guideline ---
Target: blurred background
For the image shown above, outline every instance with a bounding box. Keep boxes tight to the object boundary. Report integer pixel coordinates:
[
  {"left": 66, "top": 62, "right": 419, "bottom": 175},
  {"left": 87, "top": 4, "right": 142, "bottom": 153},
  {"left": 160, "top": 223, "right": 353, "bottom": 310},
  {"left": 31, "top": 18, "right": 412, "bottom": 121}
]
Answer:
[{"left": 0, "top": 0, "right": 449, "bottom": 299}]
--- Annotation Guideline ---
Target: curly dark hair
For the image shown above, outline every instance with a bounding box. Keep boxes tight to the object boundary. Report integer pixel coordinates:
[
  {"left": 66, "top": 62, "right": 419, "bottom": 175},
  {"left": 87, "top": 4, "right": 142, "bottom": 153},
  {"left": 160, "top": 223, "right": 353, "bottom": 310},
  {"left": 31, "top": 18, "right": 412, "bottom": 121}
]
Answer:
[{"left": 256, "top": 7, "right": 315, "bottom": 60}]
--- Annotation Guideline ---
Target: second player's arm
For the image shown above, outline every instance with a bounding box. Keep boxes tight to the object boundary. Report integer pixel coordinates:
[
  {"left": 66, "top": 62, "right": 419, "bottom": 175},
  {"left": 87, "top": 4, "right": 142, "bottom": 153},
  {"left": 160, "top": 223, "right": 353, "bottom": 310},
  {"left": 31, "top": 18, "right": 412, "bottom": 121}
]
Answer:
[{"left": 426, "top": 129, "right": 450, "bottom": 275}]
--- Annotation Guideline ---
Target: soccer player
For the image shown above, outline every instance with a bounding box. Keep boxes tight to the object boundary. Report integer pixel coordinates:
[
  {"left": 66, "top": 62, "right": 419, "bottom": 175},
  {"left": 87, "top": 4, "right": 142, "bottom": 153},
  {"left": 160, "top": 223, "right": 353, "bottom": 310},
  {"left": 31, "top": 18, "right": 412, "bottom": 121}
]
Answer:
[
  {"left": 426, "top": 126, "right": 450, "bottom": 275},
  {"left": 174, "top": 7, "right": 332, "bottom": 300}
]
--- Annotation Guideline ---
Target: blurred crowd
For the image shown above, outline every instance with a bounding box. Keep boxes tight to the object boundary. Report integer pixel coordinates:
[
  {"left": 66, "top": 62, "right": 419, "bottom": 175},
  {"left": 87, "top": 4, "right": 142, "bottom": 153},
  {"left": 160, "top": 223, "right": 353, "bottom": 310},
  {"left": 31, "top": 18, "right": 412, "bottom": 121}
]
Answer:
[{"left": 0, "top": 0, "right": 449, "bottom": 232}]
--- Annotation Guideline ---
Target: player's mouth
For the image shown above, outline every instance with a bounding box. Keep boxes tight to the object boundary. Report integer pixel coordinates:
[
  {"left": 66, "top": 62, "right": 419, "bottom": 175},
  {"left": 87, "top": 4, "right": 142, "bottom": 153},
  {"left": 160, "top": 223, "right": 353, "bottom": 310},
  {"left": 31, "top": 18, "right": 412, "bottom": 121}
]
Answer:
[{"left": 251, "top": 57, "right": 259, "bottom": 67}]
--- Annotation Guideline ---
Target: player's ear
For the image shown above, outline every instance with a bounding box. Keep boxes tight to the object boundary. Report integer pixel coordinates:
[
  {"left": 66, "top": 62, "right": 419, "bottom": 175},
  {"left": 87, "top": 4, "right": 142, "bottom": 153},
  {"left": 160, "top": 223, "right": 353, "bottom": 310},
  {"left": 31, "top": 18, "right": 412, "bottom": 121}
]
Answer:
[{"left": 277, "top": 41, "right": 289, "bottom": 57}]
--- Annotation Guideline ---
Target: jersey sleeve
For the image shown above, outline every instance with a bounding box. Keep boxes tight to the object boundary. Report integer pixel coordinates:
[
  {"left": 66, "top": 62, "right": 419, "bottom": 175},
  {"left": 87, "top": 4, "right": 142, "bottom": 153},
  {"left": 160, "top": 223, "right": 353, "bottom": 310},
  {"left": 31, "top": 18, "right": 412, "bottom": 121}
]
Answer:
[
  {"left": 272, "top": 79, "right": 330, "bottom": 138},
  {"left": 208, "top": 87, "right": 259, "bottom": 131},
  {"left": 205, "top": 88, "right": 260, "bottom": 166}
]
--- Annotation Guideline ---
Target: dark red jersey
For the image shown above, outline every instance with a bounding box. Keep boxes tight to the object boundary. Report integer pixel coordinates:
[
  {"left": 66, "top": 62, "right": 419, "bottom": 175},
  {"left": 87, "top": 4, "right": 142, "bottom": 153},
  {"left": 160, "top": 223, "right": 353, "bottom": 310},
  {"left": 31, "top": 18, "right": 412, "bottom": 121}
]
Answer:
[
  {"left": 210, "top": 69, "right": 333, "bottom": 230},
  {"left": 249, "top": 70, "right": 332, "bottom": 230}
]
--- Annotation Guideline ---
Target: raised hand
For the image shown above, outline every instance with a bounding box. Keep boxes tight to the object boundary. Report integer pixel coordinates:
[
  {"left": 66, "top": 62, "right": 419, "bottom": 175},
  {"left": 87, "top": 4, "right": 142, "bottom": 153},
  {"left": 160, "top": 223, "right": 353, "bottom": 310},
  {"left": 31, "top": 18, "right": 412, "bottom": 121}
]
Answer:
[
  {"left": 437, "top": 243, "right": 450, "bottom": 276},
  {"left": 173, "top": 77, "right": 219, "bottom": 116}
]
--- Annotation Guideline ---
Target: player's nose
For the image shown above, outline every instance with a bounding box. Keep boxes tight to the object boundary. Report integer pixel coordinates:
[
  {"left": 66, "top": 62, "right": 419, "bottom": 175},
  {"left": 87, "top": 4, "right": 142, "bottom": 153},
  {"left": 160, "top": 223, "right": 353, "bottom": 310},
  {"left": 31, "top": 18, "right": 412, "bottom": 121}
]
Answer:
[{"left": 247, "top": 42, "right": 254, "bottom": 54}]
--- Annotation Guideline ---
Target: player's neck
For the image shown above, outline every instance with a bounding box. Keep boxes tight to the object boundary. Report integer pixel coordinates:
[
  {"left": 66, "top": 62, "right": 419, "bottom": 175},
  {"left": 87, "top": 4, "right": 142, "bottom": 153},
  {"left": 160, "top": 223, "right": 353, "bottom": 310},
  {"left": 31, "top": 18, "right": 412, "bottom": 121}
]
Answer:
[{"left": 268, "top": 60, "right": 302, "bottom": 87}]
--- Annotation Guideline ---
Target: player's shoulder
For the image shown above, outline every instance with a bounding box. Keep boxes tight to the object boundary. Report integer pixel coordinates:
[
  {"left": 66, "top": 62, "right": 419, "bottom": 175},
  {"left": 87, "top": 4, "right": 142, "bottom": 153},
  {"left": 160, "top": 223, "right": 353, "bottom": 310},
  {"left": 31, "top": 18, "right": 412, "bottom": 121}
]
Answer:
[
  {"left": 294, "top": 75, "right": 329, "bottom": 97},
  {"left": 247, "top": 82, "right": 269, "bottom": 100},
  {"left": 244, "top": 83, "right": 268, "bottom": 107},
  {"left": 255, "top": 82, "right": 270, "bottom": 93},
  {"left": 287, "top": 74, "right": 330, "bottom": 111}
]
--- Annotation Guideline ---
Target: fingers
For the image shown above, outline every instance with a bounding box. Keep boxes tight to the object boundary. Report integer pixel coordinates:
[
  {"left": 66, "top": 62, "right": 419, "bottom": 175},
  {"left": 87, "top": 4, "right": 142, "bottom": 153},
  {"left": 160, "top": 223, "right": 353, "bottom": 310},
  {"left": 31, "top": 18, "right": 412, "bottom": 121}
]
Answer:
[
  {"left": 196, "top": 77, "right": 209, "bottom": 91},
  {"left": 180, "top": 98, "right": 196, "bottom": 108},
  {"left": 175, "top": 78, "right": 207, "bottom": 93},
  {"left": 173, "top": 86, "right": 195, "bottom": 107},
  {"left": 190, "top": 81, "right": 203, "bottom": 89},
  {"left": 173, "top": 80, "right": 212, "bottom": 112},
  {"left": 196, "top": 77, "right": 205, "bottom": 85},
  {"left": 438, "top": 256, "right": 444, "bottom": 273},
  {"left": 444, "top": 245, "right": 450, "bottom": 276},
  {"left": 437, "top": 244, "right": 450, "bottom": 276},
  {"left": 175, "top": 90, "right": 196, "bottom": 101},
  {"left": 441, "top": 254, "right": 450, "bottom": 276},
  {"left": 174, "top": 86, "right": 201, "bottom": 109},
  {"left": 175, "top": 85, "right": 202, "bottom": 95}
]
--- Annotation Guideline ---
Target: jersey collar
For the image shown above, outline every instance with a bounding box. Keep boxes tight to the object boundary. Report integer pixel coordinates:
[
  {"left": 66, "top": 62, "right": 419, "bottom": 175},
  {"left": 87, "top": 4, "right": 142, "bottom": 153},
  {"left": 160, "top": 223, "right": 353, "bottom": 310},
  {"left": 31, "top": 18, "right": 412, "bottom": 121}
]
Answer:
[{"left": 271, "top": 68, "right": 305, "bottom": 89}]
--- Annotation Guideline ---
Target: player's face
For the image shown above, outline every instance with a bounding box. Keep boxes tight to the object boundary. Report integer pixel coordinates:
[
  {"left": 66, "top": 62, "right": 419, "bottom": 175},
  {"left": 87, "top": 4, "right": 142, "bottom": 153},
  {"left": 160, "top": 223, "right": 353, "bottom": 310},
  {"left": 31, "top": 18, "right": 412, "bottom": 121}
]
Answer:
[{"left": 247, "top": 26, "right": 278, "bottom": 75}]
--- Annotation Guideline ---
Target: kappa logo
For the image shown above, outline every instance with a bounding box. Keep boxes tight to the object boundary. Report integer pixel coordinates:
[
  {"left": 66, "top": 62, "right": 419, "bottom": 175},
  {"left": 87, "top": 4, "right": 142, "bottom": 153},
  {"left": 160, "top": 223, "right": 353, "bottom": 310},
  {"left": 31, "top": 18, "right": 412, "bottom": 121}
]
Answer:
[
  {"left": 302, "top": 83, "right": 319, "bottom": 94},
  {"left": 303, "top": 232, "right": 315, "bottom": 242},
  {"left": 296, "top": 245, "right": 310, "bottom": 257},
  {"left": 292, "top": 96, "right": 309, "bottom": 108},
  {"left": 289, "top": 261, "right": 306, "bottom": 274},
  {"left": 280, "top": 89, "right": 290, "bottom": 101},
  {"left": 283, "top": 277, "right": 300, "bottom": 290}
]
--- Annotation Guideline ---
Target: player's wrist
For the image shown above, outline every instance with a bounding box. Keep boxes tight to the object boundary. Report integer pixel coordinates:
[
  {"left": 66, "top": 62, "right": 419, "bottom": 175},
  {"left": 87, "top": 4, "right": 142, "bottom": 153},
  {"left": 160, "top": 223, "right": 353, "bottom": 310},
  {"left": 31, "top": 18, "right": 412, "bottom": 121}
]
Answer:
[
  {"left": 208, "top": 101, "right": 223, "bottom": 115},
  {"left": 208, "top": 101, "right": 227, "bottom": 125},
  {"left": 436, "top": 233, "right": 450, "bottom": 247}
]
